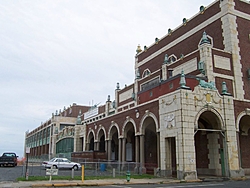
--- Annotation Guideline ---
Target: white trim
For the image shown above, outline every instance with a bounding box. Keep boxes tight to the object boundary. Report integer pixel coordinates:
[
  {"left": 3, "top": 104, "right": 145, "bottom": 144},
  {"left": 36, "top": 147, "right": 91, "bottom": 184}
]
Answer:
[
  {"left": 136, "top": 1, "right": 218, "bottom": 56},
  {"left": 213, "top": 73, "right": 234, "bottom": 80},
  {"left": 117, "top": 101, "right": 135, "bottom": 110},
  {"left": 138, "top": 12, "right": 224, "bottom": 67},
  {"left": 234, "top": 10, "right": 250, "bottom": 21}
]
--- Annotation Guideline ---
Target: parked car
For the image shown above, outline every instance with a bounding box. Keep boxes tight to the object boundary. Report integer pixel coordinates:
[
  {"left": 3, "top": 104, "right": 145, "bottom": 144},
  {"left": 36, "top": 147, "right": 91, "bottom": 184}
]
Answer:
[
  {"left": 0, "top": 152, "right": 18, "bottom": 167},
  {"left": 42, "top": 158, "right": 81, "bottom": 170}
]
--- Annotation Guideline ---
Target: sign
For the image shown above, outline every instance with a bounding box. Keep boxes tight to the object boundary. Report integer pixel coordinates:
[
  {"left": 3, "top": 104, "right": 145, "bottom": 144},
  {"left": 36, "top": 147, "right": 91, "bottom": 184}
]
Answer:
[
  {"left": 26, "top": 147, "right": 31, "bottom": 154},
  {"left": 46, "top": 169, "right": 58, "bottom": 176}
]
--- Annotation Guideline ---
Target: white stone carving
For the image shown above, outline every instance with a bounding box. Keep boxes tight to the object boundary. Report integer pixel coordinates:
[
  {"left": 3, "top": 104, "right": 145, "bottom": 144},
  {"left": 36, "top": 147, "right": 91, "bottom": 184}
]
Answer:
[{"left": 165, "top": 114, "right": 175, "bottom": 128}]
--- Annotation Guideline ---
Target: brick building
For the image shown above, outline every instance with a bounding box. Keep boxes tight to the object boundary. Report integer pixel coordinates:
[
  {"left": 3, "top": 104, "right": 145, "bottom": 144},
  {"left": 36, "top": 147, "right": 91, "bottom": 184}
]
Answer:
[{"left": 25, "top": 0, "right": 250, "bottom": 180}]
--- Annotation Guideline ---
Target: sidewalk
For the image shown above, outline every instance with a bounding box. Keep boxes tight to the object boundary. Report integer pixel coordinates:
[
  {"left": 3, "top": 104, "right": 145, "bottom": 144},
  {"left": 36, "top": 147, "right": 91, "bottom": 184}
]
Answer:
[
  {"left": 0, "top": 176, "right": 248, "bottom": 188},
  {"left": 0, "top": 178, "right": 184, "bottom": 188}
]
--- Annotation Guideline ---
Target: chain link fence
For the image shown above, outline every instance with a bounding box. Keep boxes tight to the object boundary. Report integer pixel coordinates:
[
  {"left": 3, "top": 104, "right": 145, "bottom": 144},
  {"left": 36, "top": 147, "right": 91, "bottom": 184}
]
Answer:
[{"left": 20, "top": 160, "right": 144, "bottom": 178}]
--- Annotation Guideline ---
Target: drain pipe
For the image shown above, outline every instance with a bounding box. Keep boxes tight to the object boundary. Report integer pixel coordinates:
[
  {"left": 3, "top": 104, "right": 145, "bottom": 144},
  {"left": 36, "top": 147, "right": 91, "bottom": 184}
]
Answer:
[
  {"left": 180, "top": 90, "right": 185, "bottom": 180},
  {"left": 222, "top": 95, "right": 230, "bottom": 177}
]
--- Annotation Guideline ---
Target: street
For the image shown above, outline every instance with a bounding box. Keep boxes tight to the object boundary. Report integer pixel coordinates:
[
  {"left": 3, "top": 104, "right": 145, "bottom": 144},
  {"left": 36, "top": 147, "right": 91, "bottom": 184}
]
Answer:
[
  {"left": 0, "top": 166, "right": 250, "bottom": 187},
  {"left": 42, "top": 180, "right": 250, "bottom": 188},
  {"left": 66, "top": 180, "right": 250, "bottom": 187}
]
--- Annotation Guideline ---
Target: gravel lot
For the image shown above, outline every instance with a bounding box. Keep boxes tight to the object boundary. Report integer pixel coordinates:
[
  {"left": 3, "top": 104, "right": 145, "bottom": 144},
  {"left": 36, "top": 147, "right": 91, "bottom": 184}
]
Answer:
[
  {"left": 0, "top": 165, "right": 83, "bottom": 182},
  {"left": 0, "top": 164, "right": 121, "bottom": 182}
]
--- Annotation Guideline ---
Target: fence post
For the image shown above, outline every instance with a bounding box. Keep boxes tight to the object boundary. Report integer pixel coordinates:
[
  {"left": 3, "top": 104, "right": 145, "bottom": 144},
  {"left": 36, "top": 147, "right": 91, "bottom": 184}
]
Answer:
[
  {"left": 113, "top": 168, "right": 115, "bottom": 178},
  {"left": 71, "top": 168, "right": 74, "bottom": 179},
  {"left": 81, "top": 165, "right": 84, "bottom": 182}
]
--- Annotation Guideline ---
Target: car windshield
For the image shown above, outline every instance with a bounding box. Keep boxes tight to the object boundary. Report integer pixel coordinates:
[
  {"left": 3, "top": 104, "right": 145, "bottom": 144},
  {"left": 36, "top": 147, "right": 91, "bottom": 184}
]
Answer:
[
  {"left": 62, "top": 159, "right": 70, "bottom": 163},
  {"left": 49, "top": 158, "right": 56, "bottom": 162}
]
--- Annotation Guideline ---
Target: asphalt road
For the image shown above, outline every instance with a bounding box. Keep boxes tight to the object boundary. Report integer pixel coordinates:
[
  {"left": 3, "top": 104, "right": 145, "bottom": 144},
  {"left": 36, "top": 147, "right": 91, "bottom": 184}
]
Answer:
[
  {"left": 59, "top": 180, "right": 250, "bottom": 188},
  {"left": 1, "top": 166, "right": 250, "bottom": 188}
]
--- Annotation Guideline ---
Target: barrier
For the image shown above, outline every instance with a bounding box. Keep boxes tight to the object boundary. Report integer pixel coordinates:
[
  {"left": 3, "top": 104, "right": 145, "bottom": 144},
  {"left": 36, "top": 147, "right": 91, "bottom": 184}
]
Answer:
[{"left": 100, "top": 163, "right": 106, "bottom": 171}]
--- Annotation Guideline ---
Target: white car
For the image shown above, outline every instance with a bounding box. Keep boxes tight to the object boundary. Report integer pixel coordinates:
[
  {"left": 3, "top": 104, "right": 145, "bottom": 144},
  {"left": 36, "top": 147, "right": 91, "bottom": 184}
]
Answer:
[{"left": 42, "top": 158, "right": 81, "bottom": 170}]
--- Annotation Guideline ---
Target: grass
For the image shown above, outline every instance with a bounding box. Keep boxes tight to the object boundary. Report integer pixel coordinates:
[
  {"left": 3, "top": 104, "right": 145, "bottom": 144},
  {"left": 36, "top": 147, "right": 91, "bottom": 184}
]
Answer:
[{"left": 16, "top": 174, "right": 156, "bottom": 181}]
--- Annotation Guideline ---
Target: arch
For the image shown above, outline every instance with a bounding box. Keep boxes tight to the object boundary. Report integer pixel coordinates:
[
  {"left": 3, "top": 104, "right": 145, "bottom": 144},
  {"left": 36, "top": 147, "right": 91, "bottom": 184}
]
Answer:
[
  {"left": 195, "top": 108, "right": 226, "bottom": 177},
  {"left": 96, "top": 126, "right": 107, "bottom": 141},
  {"left": 140, "top": 111, "right": 159, "bottom": 135},
  {"left": 142, "top": 69, "right": 151, "bottom": 78},
  {"left": 168, "top": 54, "right": 177, "bottom": 63},
  {"left": 56, "top": 127, "right": 75, "bottom": 142},
  {"left": 56, "top": 137, "right": 74, "bottom": 154},
  {"left": 236, "top": 111, "right": 250, "bottom": 132},
  {"left": 86, "top": 129, "right": 95, "bottom": 143},
  {"left": 194, "top": 107, "right": 225, "bottom": 130},
  {"left": 139, "top": 110, "right": 159, "bottom": 173},
  {"left": 122, "top": 117, "right": 137, "bottom": 137},
  {"left": 108, "top": 122, "right": 120, "bottom": 140}
]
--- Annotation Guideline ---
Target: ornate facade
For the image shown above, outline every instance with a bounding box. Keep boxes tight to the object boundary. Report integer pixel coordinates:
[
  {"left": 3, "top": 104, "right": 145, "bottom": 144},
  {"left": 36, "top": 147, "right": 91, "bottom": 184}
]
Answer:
[{"left": 25, "top": 0, "right": 250, "bottom": 180}]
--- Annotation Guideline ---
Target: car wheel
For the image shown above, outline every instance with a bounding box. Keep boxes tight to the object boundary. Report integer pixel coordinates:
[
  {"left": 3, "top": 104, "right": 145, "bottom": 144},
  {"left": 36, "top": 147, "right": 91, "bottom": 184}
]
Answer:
[
  {"left": 53, "top": 165, "right": 58, "bottom": 169},
  {"left": 72, "top": 165, "right": 78, "bottom": 170}
]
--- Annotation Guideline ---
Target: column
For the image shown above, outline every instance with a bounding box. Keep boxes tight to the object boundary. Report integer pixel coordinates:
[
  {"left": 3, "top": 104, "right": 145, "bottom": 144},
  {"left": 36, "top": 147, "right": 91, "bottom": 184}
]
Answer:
[
  {"left": 135, "top": 136, "right": 139, "bottom": 164},
  {"left": 140, "top": 135, "right": 146, "bottom": 173},
  {"left": 96, "top": 141, "right": 100, "bottom": 151},
  {"left": 118, "top": 138, "right": 122, "bottom": 162},
  {"left": 86, "top": 143, "right": 90, "bottom": 151},
  {"left": 94, "top": 142, "right": 97, "bottom": 151},
  {"left": 122, "top": 138, "right": 126, "bottom": 162},
  {"left": 107, "top": 140, "right": 111, "bottom": 161},
  {"left": 157, "top": 132, "right": 160, "bottom": 168}
]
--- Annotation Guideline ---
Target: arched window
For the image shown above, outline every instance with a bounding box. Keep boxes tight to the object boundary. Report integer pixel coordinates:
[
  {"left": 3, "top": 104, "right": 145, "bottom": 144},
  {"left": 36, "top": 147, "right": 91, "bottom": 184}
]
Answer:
[{"left": 142, "top": 69, "right": 151, "bottom": 78}]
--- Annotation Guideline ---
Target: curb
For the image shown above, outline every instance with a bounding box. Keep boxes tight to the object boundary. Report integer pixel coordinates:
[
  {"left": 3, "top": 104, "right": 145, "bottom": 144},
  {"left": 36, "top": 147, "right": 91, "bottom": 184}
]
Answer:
[{"left": 31, "top": 180, "right": 177, "bottom": 187}]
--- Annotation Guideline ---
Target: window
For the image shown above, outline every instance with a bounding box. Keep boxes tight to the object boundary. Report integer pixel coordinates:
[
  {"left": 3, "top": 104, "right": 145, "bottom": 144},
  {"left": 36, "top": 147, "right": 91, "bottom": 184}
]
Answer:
[
  {"left": 141, "top": 77, "right": 160, "bottom": 91},
  {"left": 168, "top": 55, "right": 177, "bottom": 63},
  {"left": 142, "top": 69, "right": 151, "bottom": 78}
]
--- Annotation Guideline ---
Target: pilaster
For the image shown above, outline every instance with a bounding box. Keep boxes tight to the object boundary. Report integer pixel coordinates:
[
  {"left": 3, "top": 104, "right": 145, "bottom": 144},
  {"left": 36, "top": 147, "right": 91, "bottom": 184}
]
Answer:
[{"left": 220, "top": 0, "right": 244, "bottom": 99}]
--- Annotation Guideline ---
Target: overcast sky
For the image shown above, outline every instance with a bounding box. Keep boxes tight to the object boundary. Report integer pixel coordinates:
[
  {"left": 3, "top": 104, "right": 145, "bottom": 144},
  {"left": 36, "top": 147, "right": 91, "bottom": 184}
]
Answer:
[{"left": 0, "top": 0, "right": 213, "bottom": 158}]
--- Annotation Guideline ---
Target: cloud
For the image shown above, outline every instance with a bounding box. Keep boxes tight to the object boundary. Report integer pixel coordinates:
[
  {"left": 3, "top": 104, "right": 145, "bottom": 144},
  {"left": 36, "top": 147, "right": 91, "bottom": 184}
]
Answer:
[{"left": 0, "top": 0, "right": 213, "bottom": 157}]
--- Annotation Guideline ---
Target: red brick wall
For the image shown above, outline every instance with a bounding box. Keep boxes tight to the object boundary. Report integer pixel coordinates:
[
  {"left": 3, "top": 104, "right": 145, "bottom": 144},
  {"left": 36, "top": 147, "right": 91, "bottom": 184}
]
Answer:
[
  {"left": 195, "top": 131, "right": 209, "bottom": 168},
  {"left": 235, "top": 0, "right": 250, "bottom": 15},
  {"left": 87, "top": 100, "right": 159, "bottom": 138},
  {"left": 237, "top": 17, "right": 250, "bottom": 100},
  {"left": 137, "top": 1, "right": 221, "bottom": 62}
]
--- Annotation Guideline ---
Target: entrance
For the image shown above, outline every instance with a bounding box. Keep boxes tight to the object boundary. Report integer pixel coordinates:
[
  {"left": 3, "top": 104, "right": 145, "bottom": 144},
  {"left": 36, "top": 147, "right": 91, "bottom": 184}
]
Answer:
[
  {"left": 165, "top": 137, "right": 177, "bottom": 177},
  {"left": 239, "top": 115, "right": 250, "bottom": 175},
  {"left": 195, "top": 111, "right": 225, "bottom": 177}
]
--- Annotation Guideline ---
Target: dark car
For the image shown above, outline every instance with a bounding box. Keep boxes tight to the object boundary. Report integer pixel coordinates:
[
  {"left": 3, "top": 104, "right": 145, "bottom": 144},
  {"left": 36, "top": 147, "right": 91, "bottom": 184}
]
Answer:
[{"left": 0, "top": 152, "right": 18, "bottom": 167}]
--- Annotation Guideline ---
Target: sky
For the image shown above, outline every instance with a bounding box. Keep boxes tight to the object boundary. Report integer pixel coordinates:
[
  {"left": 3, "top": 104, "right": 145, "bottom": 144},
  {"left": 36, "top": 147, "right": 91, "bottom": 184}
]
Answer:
[{"left": 0, "top": 0, "right": 213, "bottom": 158}]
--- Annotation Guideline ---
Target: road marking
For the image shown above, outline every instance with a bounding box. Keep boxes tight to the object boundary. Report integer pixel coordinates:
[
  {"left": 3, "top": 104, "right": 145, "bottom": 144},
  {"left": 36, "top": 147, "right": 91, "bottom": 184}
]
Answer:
[
  {"left": 157, "top": 183, "right": 224, "bottom": 188},
  {"left": 111, "top": 185, "right": 132, "bottom": 188}
]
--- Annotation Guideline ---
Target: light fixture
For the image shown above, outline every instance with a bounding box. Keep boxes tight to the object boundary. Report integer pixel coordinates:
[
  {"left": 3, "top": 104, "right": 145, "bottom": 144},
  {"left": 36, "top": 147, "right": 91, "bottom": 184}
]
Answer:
[{"left": 198, "top": 61, "right": 205, "bottom": 75}]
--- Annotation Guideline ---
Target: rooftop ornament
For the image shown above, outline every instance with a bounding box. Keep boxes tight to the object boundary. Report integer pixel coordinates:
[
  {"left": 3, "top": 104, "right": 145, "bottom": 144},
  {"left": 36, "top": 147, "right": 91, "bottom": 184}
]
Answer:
[
  {"left": 116, "top": 82, "right": 120, "bottom": 90},
  {"left": 198, "top": 61, "right": 206, "bottom": 75},
  {"left": 180, "top": 54, "right": 184, "bottom": 60},
  {"left": 168, "top": 28, "right": 173, "bottom": 35},
  {"left": 183, "top": 18, "right": 188, "bottom": 26},
  {"left": 136, "top": 44, "right": 142, "bottom": 54},
  {"left": 179, "top": 70, "right": 190, "bottom": 89},
  {"left": 163, "top": 54, "right": 169, "bottom": 64},
  {"left": 198, "top": 79, "right": 217, "bottom": 90},
  {"left": 144, "top": 45, "right": 147, "bottom": 52},
  {"left": 76, "top": 110, "right": 82, "bottom": 125},
  {"left": 221, "top": 82, "right": 232, "bottom": 95},
  {"left": 200, "top": 31, "right": 211, "bottom": 45},
  {"left": 200, "top": 5, "right": 205, "bottom": 14},
  {"left": 155, "top": 37, "right": 159, "bottom": 44}
]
